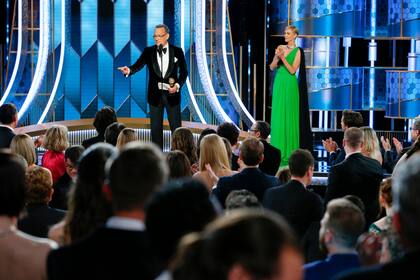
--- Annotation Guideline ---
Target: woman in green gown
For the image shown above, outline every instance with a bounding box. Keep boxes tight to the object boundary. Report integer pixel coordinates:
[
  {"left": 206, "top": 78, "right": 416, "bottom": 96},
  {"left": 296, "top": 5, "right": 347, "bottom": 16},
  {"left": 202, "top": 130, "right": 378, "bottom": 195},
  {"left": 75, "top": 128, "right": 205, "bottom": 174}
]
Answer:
[{"left": 270, "top": 25, "right": 311, "bottom": 167}]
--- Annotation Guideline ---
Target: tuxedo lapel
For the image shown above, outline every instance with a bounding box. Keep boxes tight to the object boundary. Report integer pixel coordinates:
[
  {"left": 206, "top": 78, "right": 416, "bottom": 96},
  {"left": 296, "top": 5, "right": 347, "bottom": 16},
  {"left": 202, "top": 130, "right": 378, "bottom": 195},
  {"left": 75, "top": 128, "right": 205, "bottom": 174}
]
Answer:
[
  {"left": 164, "top": 45, "right": 175, "bottom": 80},
  {"left": 151, "top": 46, "right": 162, "bottom": 78}
]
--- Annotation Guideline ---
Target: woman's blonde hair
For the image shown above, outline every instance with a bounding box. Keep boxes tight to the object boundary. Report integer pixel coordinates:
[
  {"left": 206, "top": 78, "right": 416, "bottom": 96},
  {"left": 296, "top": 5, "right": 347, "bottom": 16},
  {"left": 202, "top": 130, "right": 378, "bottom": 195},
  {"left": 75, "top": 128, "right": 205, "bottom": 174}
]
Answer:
[
  {"left": 10, "top": 134, "right": 36, "bottom": 166},
  {"left": 43, "top": 125, "right": 69, "bottom": 152},
  {"left": 116, "top": 128, "right": 137, "bottom": 149},
  {"left": 199, "top": 134, "right": 230, "bottom": 173},
  {"left": 286, "top": 25, "right": 299, "bottom": 35},
  {"left": 360, "top": 126, "right": 382, "bottom": 164}
]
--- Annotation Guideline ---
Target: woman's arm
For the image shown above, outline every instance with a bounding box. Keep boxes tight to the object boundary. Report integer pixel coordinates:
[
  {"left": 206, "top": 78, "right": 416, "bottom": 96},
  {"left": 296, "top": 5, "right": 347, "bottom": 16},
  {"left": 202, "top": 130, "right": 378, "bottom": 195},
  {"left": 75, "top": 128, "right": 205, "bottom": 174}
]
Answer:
[
  {"left": 269, "top": 46, "right": 283, "bottom": 71},
  {"left": 279, "top": 48, "right": 301, "bottom": 75}
]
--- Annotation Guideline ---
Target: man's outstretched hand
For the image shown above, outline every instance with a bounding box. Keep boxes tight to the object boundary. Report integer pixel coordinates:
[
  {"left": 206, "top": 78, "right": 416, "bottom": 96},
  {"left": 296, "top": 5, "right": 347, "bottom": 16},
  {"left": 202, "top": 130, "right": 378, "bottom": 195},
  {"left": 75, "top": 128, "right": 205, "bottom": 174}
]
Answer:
[{"left": 118, "top": 66, "right": 130, "bottom": 76}]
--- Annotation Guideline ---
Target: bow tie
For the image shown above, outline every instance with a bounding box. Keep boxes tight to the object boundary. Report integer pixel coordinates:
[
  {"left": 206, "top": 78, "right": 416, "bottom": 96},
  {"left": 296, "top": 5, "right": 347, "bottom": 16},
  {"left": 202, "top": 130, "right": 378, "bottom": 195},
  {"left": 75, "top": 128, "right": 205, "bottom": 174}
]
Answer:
[{"left": 158, "top": 48, "right": 167, "bottom": 54}]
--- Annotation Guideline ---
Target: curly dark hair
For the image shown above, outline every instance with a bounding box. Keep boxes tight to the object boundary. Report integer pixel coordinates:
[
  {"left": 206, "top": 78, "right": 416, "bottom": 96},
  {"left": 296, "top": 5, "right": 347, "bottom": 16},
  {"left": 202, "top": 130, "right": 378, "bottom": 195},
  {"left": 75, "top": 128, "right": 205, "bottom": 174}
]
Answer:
[{"left": 93, "top": 106, "right": 117, "bottom": 135}]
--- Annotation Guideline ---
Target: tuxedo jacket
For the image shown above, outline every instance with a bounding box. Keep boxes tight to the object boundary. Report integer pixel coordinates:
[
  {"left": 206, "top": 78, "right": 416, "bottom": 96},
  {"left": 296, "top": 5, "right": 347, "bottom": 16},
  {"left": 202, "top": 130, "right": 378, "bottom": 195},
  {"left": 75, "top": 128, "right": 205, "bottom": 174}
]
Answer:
[
  {"left": 325, "top": 153, "right": 384, "bottom": 226},
  {"left": 259, "top": 140, "right": 281, "bottom": 176},
  {"left": 129, "top": 44, "right": 188, "bottom": 107},
  {"left": 263, "top": 180, "right": 323, "bottom": 240},
  {"left": 212, "top": 167, "right": 279, "bottom": 207},
  {"left": 47, "top": 227, "right": 161, "bottom": 280},
  {"left": 0, "top": 126, "right": 15, "bottom": 148}
]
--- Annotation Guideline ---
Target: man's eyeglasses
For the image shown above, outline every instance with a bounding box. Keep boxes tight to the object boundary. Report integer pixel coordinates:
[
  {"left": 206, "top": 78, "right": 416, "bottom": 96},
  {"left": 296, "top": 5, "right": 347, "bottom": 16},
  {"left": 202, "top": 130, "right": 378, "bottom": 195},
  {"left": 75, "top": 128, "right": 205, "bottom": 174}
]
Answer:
[{"left": 153, "top": 33, "right": 167, "bottom": 38}]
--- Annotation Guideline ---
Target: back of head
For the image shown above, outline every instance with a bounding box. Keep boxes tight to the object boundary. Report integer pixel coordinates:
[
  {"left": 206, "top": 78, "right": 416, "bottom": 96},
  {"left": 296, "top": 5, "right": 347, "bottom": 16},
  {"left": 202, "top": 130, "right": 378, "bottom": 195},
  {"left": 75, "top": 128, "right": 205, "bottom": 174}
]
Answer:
[
  {"left": 379, "top": 178, "right": 393, "bottom": 208},
  {"left": 225, "top": 189, "right": 261, "bottom": 210},
  {"left": 171, "top": 127, "right": 198, "bottom": 164},
  {"left": 116, "top": 128, "right": 137, "bottom": 149},
  {"left": 145, "top": 178, "right": 216, "bottom": 265},
  {"left": 392, "top": 154, "right": 420, "bottom": 249},
  {"left": 322, "top": 198, "right": 365, "bottom": 249},
  {"left": 199, "top": 134, "right": 230, "bottom": 172},
  {"left": 0, "top": 103, "right": 17, "bottom": 125},
  {"left": 342, "top": 110, "right": 363, "bottom": 128},
  {"left": 217, "top": 122, "right": 239, "bottom": 146},
  {"left": 64, "top": 145, "right": 85, "bottom": 164},
  {"left": 107, "top": 142, "right": 168, "bottom": 211},
  {"left": 25, "top": 166, "right": 53, "bottom": 204},
  {"left": 288, "top": 149, "right": 314, "bottom": 177},
  {"left": 255, "top": 121, "right": 271, "bottom": 140},
  {"left": 276, "top": 167, "right": 291, "bottom": 184},
  {"left": 43, "top": 125, "right": 69, "bottom": 152},
  {"left": 343, "top": 195, "right": 366, "bottom": 214},
  {"left": 360, "top": 126, "right": 380, "bottom": 155},
  {"left": 0, "top": 152, "right": 26, "bottom": 217},
  {"left": 172, "top": 209, "right": 299, "bottom": 280},
  {"left": 240, "top": 137, "right": 264, "bottom": 166},
  {"left": 105, "top": 122, "right": 126, "bottom": 146},
  {"left": 10, "top": 134, "right": 37, "bottom": 166},
  {"left": 166, "top": 150, "right": 192, "bottom": 179},
  {"left": 93, "top": 106, "right": 117, "bottom": 135},
  {"left": 344, "top": 127, "right": 364, "bottom": 149}
]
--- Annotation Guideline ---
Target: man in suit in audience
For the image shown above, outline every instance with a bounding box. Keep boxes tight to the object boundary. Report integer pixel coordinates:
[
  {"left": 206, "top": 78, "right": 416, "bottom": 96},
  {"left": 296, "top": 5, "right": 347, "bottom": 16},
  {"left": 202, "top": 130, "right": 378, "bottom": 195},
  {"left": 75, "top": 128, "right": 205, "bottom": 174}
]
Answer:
[
  {"left": 263, "top": 149, "right": 323, "bottom": 240},
  {"left": 217, "top": 122, "right": 241, "bottom": 171},
  {"left": 322, "top": 110, "right": 363, "bottom": 166},
  {"left": 212, "top": 137, "right": 279, "bottom": 207},
  {"left": 0, "top": 103, "right": 17, "bottom": 148},
  {"left": 82, "top": 106, "right": 117, "bottom": 149},
  {"left": 337, "top": 154, "right": 420, "bottom": 279},
  {"left": 47, "top": 142, "right": 169, "bottom": 280},
  {"left": 304, "top": 198, "right": 365, "bottom": 280},
  {"left": 324, "top": 127, "right": 384, "bottom": 228},
  {"left": 249, "top": 121, "right": 281, "bottom": 176}
]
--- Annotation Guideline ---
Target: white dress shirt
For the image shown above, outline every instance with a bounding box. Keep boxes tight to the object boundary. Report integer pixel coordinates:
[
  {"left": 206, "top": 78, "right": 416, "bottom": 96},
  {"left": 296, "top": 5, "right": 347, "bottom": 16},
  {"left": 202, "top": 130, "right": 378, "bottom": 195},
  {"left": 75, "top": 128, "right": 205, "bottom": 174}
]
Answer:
[
  {"left": 106, "top": 216, "right": 146, "bottom": 231},
  {"left": 156, "top": 43, "right": 169, "bottom": 77}
]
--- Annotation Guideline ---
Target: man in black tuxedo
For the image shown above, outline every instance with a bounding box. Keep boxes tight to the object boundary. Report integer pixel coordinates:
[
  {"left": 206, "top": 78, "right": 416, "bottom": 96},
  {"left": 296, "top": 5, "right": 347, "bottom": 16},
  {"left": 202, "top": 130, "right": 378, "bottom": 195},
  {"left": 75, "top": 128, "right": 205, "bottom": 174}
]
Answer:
[
  {"left": 212, "top": 137, "right": 279, "bottom": 207},
  {"left": 249, "top": 121, "right": 281, "bottom": 175},
  {"left": 324, "top": 127, "right": 384, "bottom": 228},
  {"left": 337, "top": 154, "right": 420, "bottom": 280},
  {"left": 47, "top": 142, "right": 169, "bottom": 280},
  {"left": 0, "top": 103, "right": 17, "bottom": 148},
  {"left": 263, "top": 149, "right": 323, "bottom": 240},
  {"left": 118, "top": 24, "right": 188, "bottom": 149}
]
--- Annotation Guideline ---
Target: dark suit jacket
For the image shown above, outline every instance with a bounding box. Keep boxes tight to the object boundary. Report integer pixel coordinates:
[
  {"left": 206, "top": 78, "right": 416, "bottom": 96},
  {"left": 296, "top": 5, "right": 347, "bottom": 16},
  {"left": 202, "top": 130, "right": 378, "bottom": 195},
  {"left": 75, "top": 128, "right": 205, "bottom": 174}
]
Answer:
[
  {"left": 50, "top": 173, "right": 73, "bottom": 210},
  {"left": 129, "top": 44, "right": 188, "bottom": 107},
  {"left": 18, "top": 203, "right": 65, "bottom": 238},
  {"left": 82, "top": 134, "right": 105, "bottom": 149},
  {"left": 336, "top": 250, "right": 420, "bottom": 280},
  {"left": 259, "top": 140, "right": 281, "bottom": 176},
  {"left": 263, "top": 180, "right": 323, "bottom": 239},
  {"left": 47, "top": 227, "right": 161, "bottom": 280},
  {"left": 328, "top": 148, "right": 346, "bottom": 166},
  {"left": 325, "top": 153, "right": 384, "bottom": 227},
  {"left": 212, "top": 167, "right": 279, "bottom": 207},
  {"left": 0, "top": 126, "right": 15, "bottom": 148}
]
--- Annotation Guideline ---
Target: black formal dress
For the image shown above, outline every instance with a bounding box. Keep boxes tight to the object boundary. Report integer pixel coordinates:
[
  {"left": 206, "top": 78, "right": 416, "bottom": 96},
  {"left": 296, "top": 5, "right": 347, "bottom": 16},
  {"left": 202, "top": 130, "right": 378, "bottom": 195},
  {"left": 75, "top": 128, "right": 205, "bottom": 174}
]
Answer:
[
  {"left": 0, "top": 126, "right": 15, "bottom": 148},
  {"left": 325, "top": 152, "right": 384, "bottom": 227},
  {"left": 259, "top": 140, "right": 281, "bottom": 176},
  {"left": 82, "top": 134, "right": 105, "bottom": 149},
  {"left": 128, "top": 44, "right": 188, "bottom": 148},
  {"left": 212, "top": 167, "right": 279, "bottom": 208},
  {"left": 263, "top": 180, "right": 323, "bottom": 240}
]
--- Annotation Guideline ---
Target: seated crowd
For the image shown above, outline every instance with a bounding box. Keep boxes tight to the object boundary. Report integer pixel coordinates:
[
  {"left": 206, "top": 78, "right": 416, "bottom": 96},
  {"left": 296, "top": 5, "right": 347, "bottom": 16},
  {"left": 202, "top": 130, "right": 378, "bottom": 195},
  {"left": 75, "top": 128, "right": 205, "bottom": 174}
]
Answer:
[{"left": 1, "top": 102, "right": 420, "bottom": 280}]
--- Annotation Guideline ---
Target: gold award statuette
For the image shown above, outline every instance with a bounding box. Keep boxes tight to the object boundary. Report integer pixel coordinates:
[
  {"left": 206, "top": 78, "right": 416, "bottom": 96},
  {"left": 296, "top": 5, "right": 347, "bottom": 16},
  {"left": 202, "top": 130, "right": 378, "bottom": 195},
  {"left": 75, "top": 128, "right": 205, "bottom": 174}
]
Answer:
[{"left": 168, "top": 78, "right": 175, "bottom": 88}]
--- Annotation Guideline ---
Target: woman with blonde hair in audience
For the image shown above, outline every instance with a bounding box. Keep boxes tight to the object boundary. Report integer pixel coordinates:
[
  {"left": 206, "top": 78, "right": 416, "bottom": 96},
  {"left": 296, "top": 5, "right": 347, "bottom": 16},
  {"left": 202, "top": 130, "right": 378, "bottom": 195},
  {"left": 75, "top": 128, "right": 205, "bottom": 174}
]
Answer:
[
  {"left": 171, "top": 127, "right": 199, "bottom": 173},
  {"left": 361, "top": 126, "right": 383, "bottom": 165},
  {"left": 42, "top": 125, "right": 69, "bottom": 183},
  {"left": 116, "top": 128, "right": 137, "bottom": 149},
  {"left": 10, "top": 133, "right": 37, "bottom": 167},
  {"left": 193, "top": 134, "right": 236, "bottom": 191}
]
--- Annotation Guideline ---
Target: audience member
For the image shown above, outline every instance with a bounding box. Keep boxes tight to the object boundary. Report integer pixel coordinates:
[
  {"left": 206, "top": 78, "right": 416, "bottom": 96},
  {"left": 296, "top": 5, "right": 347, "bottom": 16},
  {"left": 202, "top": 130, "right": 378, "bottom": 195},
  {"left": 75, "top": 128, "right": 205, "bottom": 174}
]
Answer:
[
  {"left": 41, "top": 125, "right": 69, "bottom": 183},
  {"left": 171, "top": 127, "right": 198, "bottom": 174},
  {"left": 196, "top": 128, "right": 217, "bottom": 159},
  {"left": 145, "top": 178, "right": 216, "bottom": 268},
  {"left": 221, "top": 137, "right": 233, "bottom": 167},
  {"left": 337, "top": 154, "right": 420, "bottom": 279},
  {"left": 217, "top": 122, "right": 240, "bottom": 170},
  {"left": 116, "top": 128, "right": 137, "bottom": 149},
  {"left": 360, "top": 126, "right": 382, "bottom": 165},
  {"left": 166, "top": 150, "right": 192, "bottom": 179},
  {"left": 323, "top": 110, "right": 363, "bottom": 166},
  {"left": 104, "top": 122, "right": 126, "bottom": 146},
  {"left": 263, "top": 149, "right": 323, "bottom": 240},
  {"left": 343, "top": 195, "right": 366, "bottom": 214},
  {"left": 276, "top": 166, "right": 291, "bottom": 184},
  {"left": 82, "top": 106, "right": 117, "bottom": 148},
  {"left": 392, "top": 136, "right": 420, "bottom": 173},
  {"left": 47, "top": 142, "right": 168, "bottom": 279},
  {"left": 18, "top": 166, "right": 65, "bottom": 238},
  {"left": 325, "top": 127, "right": 383, "bottom": 228},
  {"left": 0, "top": 103, "right": 17, "bottom": 148},
  {"left": 225, "top": 189, "right": 261, "bottom": 210},
  {"left": 171, "top": 209, "right": 303, "bottom": 280},
  {"left": 304, "top": 198, "right": 365, "bottom": 280},
  {"left": 50, "top": 145, "right": 85, "bottom": 210},
  {"left": 0, "top": 152, "right": 56, "bottom": 280},
  {"left": 10, "top": 133, "right": 37, "bottom": 167},
  {"left": 249, "top": 121, "right": 281, "bottom": 175},
  {"left": 213, "top": 137, "right": 279, "bottom": 207},
  {"left": 193, "top": 134, "right": 236, "bottom": 191}
]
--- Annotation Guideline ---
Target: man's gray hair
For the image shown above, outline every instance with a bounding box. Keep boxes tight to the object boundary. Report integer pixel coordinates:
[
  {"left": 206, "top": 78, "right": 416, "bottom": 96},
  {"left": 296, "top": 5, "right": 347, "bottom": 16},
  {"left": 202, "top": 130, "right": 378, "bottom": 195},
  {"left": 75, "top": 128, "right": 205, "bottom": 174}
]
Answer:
[
  {"left": 413, "top": 115, "right": 420, "bottom": 131},
  {"left": 155, "top": 24, "right": 170, "bottom": 34}
]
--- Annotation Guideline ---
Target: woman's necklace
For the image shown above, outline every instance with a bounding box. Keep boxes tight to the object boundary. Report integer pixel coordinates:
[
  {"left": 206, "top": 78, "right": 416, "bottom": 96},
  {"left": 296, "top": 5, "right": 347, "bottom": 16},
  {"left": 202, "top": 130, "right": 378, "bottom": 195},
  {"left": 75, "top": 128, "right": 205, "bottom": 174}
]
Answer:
[{"left": 287, "top": 45, "right": 295, "bottom": 49}]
